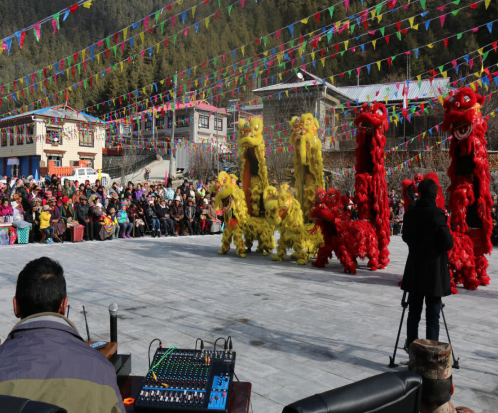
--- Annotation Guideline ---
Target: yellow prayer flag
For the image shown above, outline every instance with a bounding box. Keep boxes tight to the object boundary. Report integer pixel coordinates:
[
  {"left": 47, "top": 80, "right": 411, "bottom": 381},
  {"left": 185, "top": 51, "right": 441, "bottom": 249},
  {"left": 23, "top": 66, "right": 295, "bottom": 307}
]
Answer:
[
  {"left": 438, "top": 96, "right": 444, "bottom": 105},
  {"left": 205, "top": 17, "right": 210, "bottom": 29},
  {"left": 409, "top": 17, "right": 415, "bottom": 27},
  {"left": 372, "top": 39, "right": 377, "bottom": 50},
  {"left": 320, "top": 58, "right": 325, "bottom": 67},
  {"left": 344, "top": 40, "right": 349, "bottom": 50},
  {"left": 192, "top": 5, "right": 197, "bottom": 17},
  {"left": 442, "top": 71, "right": 448, "bottom": 79},
  {"left": 413, "top": 24, "right": 419, "bottom": 30},
  {"left": 311, "top": 52, "right": 315, "bottom": 61},
  {"left": 485, "top": 0, "right": 491, "bottom": 9},
  {"left": 427, "top": 43, "right": 434, "bottom": 48},
  {"left": 140, "top": 32, "right": 145, "bottom": 44},
  {"left": 301, "top": 18, "right": 309, "bottom": 24},
  {"left": 477, "top": 48, "right": 484, "bottom": 55},
  {"left": 83, "top": 0, "right": 92, "bottom": 8},
  {"left": 376, "top": 61, "right": 381, "bottom": 71},
  {"left": 241, "top": 45, "right": 245, "bottom": 56},
  {"left": 285, "top": 90, "right": 289, "bottom": 97},
  {"left": 123, "top": 28, "right": 128, "bottom": 41},
  {"left": 417, "top": 75, "right": 422, "bottom": 82},
  {"left": 377, "top": 14, "right": 383, "bottom": 23},
  {"left": 82, "top": 49, "right": 86, "bottom": 60},
  {"left": 120, "top": 61, "right": 124, "bottom": 72}
]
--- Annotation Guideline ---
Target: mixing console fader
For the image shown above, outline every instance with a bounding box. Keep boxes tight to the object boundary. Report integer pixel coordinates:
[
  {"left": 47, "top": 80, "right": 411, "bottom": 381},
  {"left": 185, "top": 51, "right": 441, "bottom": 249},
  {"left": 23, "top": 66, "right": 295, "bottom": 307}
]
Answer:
[{"left": 135, "top": 348, "right": 236, "bottom": 412}]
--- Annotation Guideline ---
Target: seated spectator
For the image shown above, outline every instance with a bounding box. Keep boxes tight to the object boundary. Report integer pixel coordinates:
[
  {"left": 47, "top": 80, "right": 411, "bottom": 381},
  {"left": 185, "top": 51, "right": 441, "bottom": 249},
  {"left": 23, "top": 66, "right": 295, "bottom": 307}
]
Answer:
[
  {"left": 63, "top": 180, "right": 74, "bottom": 198},
  {"left": 95, "top": 185, "right": 106, "bottom": 205},
  {"left": 108, "top": 207, "right": 120, "bottom": 239},
  {"left": 12, "top": 197, "right": 31, "bottom": 232},
  {"left": 92, "top": 203, "right": 112, "bottom": 241},
  {"left": 0, "top": 257, "right": 125, "bottom": 412},
  {"left": 184, "top": 197, "right": 200, "bottom": 235},
  {"left": 171, "top": 196, "right": 185, "bottom": 235},
  {"left": 76, "top": 196, "right": 93, "bottom": 241},
  {"left": 128, "top": 201, "right": 146, "bottom": 237},
  {"left": 48, "top": 197, "right": 66, "bottom": 243},
  {"left": 72, "top": 189, "right": 83, "bottom": 205},
  {"left": 156, "top": 198, "right": 175, "bottom": 237},
  {"left": 39, "top": 205, "right": 54, "bottom": 243},
  {"left": 107, "top": 192, "right": 120, "bottom": 215},
  {"left": 409, "top": 339, "right": 475, "bottom": 413},
  {"left": 0, "top": 198, "right": 13, "bottom": 219},
  {"left": 60, "top": 196, "right": 78, "bottom": 228},
  {"left": 145, "top": 198, "right": 161, "bottom": 237},
  {"left": 24, "top": 200, "right": 40, "bottom": 243},
  {"left": 134, "top": 184, "right": 145, "bottom": 201},
  {"left": 118, "top": 202, "right": 133, "bottom": 239}
]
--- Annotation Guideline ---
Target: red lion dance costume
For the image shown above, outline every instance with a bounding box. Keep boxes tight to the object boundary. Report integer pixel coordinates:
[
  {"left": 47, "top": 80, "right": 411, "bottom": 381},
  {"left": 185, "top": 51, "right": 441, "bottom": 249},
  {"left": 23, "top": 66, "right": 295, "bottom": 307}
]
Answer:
[
  {"left": 311, "top": 103, "right": 390, "bottom": 274},
  {"left": 442, "top": 87, "right": 493, "bottom": 290}
]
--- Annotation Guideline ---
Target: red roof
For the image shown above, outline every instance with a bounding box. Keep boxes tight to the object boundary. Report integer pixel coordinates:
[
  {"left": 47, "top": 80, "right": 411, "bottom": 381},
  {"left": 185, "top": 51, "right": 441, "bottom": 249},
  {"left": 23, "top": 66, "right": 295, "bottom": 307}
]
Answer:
[{"left": 161, "top": 100, "right": 228, "bottom": 114}]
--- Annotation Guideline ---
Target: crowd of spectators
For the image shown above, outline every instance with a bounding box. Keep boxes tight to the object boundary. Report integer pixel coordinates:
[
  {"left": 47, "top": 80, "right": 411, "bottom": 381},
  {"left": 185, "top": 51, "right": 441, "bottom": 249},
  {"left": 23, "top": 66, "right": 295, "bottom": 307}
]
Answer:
[{"left": 0, "top": 175, "right": 222, "bottom": 244}]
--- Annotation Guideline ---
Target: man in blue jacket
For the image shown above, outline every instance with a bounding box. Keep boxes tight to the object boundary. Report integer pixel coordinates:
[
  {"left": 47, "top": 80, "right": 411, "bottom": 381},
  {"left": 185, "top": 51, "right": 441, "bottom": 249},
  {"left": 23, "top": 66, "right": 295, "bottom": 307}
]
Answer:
[{"left": 0, "top": 257, "right": 124, "bottom": 413}]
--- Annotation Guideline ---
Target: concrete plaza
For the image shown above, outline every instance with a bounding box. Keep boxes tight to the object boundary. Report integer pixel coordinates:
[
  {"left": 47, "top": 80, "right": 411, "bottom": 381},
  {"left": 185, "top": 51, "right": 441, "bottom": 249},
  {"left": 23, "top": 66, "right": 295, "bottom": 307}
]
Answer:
[{"left": 0, "top": 236, "right": 497, "bottom": 412}]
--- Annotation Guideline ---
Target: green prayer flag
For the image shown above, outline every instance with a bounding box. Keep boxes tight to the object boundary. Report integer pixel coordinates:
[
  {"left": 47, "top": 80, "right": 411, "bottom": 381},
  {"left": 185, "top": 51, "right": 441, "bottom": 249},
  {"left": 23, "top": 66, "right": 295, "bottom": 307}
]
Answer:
[
  {"left": 375, "top": 3, "right": 383, "bottom": 15},
  {"left": 420, "top": 0, "right": 426, "bottom": 9},
  {"left": 451, "top": 8, "right": 460, "bottom": 16},
  {"left": 457, "top": 33, "right": 463, "bottom": 39},
  {"left": 328, "top": 6, "right": 334, "bottom": 18},
  {"left": 155, "top": 11, "right": 160, "bottom": 24},
  {"left": 228, "top": 5, "right": 233, "bottom": 15},
  {"left": 380, "top": 27, "right": 385, "bottom": 36},
  {"left": 160, "top": 21, "right": 165, "bottom": 34}
]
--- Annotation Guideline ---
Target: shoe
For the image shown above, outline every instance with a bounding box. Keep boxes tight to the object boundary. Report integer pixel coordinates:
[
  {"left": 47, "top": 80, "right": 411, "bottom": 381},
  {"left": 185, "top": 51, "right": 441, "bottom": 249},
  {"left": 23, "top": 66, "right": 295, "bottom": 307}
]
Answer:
[{"left": 120, "top": 234, "right": 126, "bottom": 239}]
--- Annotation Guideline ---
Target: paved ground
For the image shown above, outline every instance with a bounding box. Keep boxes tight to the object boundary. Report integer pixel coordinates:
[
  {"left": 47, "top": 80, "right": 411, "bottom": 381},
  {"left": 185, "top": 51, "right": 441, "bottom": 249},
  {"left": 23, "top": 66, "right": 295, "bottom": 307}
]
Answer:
[{"left": 0, "top": 236, "right": 497, "bottom": 412}]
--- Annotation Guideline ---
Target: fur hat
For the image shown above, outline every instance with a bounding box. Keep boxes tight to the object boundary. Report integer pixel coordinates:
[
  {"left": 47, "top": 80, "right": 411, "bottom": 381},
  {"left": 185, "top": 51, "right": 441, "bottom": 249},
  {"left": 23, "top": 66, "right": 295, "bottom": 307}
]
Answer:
[
  {"left": 79, "top": 195, "right": 88, "bottom": 201},
  {"left": 30, "top": 200, "right": 38, "bottom": 207},
  {"left": 175, "top": 196, "right": 181, "bottom": 201},
  {"left": 203, "top": 198, "right": 208, "bottom": 204},
  {"left": 111, "top": 192, "right": 119, "bottom": 200},
  {"left": 409, "top": 339, "right": 452, "bottom": 380},
  {"left": 42, "top": 205, "right": 51, "bottom": 211}
]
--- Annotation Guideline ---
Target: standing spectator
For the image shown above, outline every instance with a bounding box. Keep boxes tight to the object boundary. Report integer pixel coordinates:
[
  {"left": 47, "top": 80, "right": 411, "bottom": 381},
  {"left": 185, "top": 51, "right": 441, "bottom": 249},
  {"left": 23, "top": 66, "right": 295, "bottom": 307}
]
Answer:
[
  {"left": 117, "top": 202, "right": 133, "bottom": 238},
  {"left": 165, "top": 183, "right": 175, "bottom": 202},
  {"left": 63, "top": 180, "right": 74, "bottom": 198},
  {"left": 15, "top": 179, "right": 30, "bottom": 211},
  {"left": 39, "top": 205, "right": 54, "bottom": 243},
  {"left": 0, "top": 257, "right": 125, "bottom": 413},
  {"left": 170, "top": 196, "right": 185, "bottom": 235},
  {"left": 206, "top": 199, "right": 219, "bottom": 234},
  {"left": 401, "top": 178, "right": 453, "bottom": 349},
  {"left": 388, "top": 189, "right": 398, "bottom": 208},
  {"left": 394, "top": 200, "right": 405, "bottom": 235},
  {"left": 144, "top": 167, "right": 151, "bottom": 182},
  {"left": 76, "top": 196, "right": 93, "bottom": 241},
  {"left": 184, "top": 197, "right": 199, "bottom": 235},
  {"left": 156, "top": 198, "right": 175, "bottom": 236},
  {"left": 145, "top": 198, "right": 161, "bottom": 237}
]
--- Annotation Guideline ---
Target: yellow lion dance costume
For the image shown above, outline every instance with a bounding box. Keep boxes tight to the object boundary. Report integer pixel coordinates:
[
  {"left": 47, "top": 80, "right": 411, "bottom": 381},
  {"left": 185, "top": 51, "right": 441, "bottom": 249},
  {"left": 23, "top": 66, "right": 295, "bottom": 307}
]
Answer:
[
  {"left": 238, "top": 117, "right": 275, "bottom": 254},
  {"left": 238, "top": 118, "right": 269, "bottom": 217},
  {"left": 215, "top": 172, "right": 248, "bottom": 258},
  {"left": 290, "top": 113, "right": 325, "bottom": 223},
  {"left": 264, "top": 185, "right": 323, "bottom": 265}
]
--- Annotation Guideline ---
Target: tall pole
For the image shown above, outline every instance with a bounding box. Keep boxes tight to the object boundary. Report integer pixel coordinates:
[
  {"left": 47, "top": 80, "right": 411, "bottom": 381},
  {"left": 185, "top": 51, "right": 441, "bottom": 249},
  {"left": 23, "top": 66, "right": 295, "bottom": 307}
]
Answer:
[{"left": 169, "top": 72, "right": 178, "bottom": 179}]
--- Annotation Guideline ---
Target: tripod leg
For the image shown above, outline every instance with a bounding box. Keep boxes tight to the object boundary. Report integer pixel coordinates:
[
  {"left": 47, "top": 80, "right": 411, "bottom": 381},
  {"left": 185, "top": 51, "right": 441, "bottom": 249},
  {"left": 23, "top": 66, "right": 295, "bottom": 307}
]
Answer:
[
  {"left": 388, "top": 291, "right": 408, "bottom": 368},
  {"left": 441, "top": 303, "right": 460, "bottom": 369}
]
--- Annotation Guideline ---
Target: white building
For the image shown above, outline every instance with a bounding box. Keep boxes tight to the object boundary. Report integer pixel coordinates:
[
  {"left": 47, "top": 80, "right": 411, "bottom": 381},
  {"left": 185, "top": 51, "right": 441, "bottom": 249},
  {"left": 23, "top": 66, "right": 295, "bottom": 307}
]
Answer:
[{"left": 0, "top": 105, "right": 106, "bottom": 178}]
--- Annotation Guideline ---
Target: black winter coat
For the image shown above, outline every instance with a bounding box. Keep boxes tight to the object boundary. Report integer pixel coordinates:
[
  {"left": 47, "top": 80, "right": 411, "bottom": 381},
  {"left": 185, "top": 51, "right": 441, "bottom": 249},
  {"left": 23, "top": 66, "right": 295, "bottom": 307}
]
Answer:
[
  {"left": 76, "top": 203, "right": 90, "bottom": 223},
  {"left": 401, "top": 198, "right": 454, "bottom": 297}
]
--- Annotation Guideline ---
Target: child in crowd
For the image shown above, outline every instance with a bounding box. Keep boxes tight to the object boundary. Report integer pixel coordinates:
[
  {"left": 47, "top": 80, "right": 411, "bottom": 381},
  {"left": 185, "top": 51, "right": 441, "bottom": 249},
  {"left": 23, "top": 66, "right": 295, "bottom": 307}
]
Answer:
[
  {"left": 117, "top": 202, "right": 133, "bottom": 239},
  {"left": 39, "top": 205, "right": 54, "bottom": 243}
]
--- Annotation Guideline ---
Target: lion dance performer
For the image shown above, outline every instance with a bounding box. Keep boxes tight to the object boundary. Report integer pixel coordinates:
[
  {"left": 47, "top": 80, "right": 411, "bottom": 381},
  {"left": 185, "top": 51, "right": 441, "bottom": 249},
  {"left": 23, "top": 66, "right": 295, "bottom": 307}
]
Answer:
[
  {"left": 311, "top": 188, "right": 380, "bottom": 273},
  {"left": 264, "top": 185, "right": 323, "bottom": 265},
  {"left": 353, "top": 102, "right": 391, "bottom": 269},
  {"left": 289, "top": 113, "right": 325, "bottom": 222},
  {"left": 214, "top": 172, "right": 248, "bottom": 258},
  {"left": 401, "top": 173, "right": 424, "bottom": 210},
  {"left": 442, "top": 87, "right": 493, "bottom": 289},
  {"left": 237, "top": 118, "right": 275, "bottom": 254}
]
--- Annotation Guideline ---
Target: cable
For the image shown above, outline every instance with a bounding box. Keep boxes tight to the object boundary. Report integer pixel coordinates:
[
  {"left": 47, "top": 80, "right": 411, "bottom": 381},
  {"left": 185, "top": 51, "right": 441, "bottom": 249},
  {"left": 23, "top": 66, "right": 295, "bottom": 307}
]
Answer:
[
  {"left": 214, "top": 337, "right": 227, "bottom": 352},
  {"left": 148, "top": 338, "right": 162, "bottom": 368}
]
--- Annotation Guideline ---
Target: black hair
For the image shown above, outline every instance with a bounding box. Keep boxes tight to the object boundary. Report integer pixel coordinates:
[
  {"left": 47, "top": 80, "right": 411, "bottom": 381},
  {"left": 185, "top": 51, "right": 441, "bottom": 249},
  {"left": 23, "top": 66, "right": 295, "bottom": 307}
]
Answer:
[
  {"left": 421, "top": 376, "right": 452, "bottom": 409},
  {"left": 418, "top": 178, "right": 438, "bottom": 201},
  {"left": 15, "top": 257, "right": 66, "bottom": 318}
]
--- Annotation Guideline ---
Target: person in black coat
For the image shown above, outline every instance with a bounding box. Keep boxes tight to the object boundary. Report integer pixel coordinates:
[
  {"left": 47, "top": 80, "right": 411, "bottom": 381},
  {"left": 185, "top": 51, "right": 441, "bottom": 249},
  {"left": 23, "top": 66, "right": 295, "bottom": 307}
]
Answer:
[
  {"left": 401, "top": 178, "right": 454, "bottom": 348},
  {"left": 155, "top": 198, "right": 175, "bottom": 236},
  {"left": 76, "top": 196, "right": 93, "bottom": 241}
]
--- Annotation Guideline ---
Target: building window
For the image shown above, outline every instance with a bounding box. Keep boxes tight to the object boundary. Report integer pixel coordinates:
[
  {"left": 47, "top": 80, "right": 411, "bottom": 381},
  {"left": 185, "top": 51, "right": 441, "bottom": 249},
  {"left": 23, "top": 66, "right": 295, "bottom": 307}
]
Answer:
[
  {"left": 16, "top": 134, "right": 23, "bottom": 145},
  {"left": 1, "top": 131, "right": 7, "bottom": 147},
  {"left": 199, "top": 114, "right": 209, "bottom": 129},
  {"left": 26, "top": 125, "right": 34, "bottom": 144},
  {"left": 214, "top": 118, "right": 223, "bottom": 131},
  {"left": 46, "top": 128, "right": 63, "bottom": 145},
  {"left": 47, "top": 154, "right": 63, "bottom": 167},
  {"left": 145, "top": 119, "right": 152, "bottom": 130},
  {"left": 79, "top": 127, "right": 94, "bottom": 147},
  {"left": 157, "top": 116, "right": 165, "bottom": 129}
]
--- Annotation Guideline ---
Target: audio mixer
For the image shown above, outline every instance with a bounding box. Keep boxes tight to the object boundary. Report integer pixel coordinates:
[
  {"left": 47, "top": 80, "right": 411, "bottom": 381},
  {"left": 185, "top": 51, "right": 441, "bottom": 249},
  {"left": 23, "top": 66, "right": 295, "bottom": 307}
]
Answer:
[{"left": 134, "top": 348, "right": 236, "bottom": 412}]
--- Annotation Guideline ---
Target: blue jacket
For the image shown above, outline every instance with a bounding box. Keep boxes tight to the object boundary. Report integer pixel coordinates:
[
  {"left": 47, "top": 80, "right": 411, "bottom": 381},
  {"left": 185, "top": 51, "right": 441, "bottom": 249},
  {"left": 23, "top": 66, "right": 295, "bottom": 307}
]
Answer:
[{"left": 0, "top": 313, "right": 125, "bottom": 413}]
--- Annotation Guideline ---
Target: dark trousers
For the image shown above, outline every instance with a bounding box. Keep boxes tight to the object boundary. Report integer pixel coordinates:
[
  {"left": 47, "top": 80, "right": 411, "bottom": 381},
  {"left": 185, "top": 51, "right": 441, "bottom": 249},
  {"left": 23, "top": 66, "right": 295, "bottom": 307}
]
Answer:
[
  {"left": 407, "top": 294, "right": 442, "bottom": 347},
  {"left": 80, "top": 220, "right": 93, "bottom": 241},
  {"left": 160, "top": 218, "right": 175, "bottom": 235}
]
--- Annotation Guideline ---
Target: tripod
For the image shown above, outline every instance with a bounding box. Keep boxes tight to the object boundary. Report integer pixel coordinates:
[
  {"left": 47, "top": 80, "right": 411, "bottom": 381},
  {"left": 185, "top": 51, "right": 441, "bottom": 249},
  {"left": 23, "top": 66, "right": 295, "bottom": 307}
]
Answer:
[{"left": 388, "top": 291, "right": 460, "bottom": 369}]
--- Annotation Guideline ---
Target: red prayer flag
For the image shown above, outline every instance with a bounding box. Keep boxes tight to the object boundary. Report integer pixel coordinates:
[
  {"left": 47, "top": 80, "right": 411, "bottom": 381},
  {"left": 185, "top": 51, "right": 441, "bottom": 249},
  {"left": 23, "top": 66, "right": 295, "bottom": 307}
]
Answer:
[
  {"left": 314, "top": 12, "right": 320, "bottom": 24},
  {"left": 69, "top": 4, "right": 79, "bottom": 13},
  {"left": 385, "top": 35, "right": 390, "bottom": 45}
]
